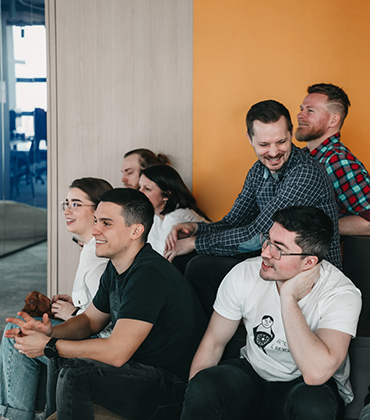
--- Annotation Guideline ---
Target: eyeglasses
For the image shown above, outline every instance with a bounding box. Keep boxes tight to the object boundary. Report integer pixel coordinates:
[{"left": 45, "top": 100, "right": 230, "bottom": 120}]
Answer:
[
  {"left": 260, "top": 233, "right": 312, "bottom": 261},
  {"left": 60, "top": 201, "right": 95, "bottom": 211}
]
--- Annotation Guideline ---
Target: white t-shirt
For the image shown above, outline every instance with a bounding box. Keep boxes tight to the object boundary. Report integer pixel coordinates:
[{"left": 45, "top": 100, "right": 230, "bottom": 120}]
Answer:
[
  {"left": 148, "top": 208, "right": 206, "bottom": 255},
  {"left": 214, "top": 257, "right": 361, "bottom": 404},
  {"left": 72, "top": 237, "right": 111, "bottom": 338}
]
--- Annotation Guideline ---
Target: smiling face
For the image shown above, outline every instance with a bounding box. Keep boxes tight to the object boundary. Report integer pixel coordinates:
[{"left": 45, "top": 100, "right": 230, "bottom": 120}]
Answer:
[
  {"left": 295, "top": 93, "right": 334, "bottom": 146},
  {"left": 139, "top": 174, "right": 167, "bottom": 217},
  {"left": 92, "top": 201, "right": 138, "bottom": 264},
  {"left": 121, "top": 154, "right": 142, "bottom": 189},
  {"left": 259, "top": 222, "right": 307, "bottom": 284},
  {"left": 248, "top": 117, "right": 292, "bottom": 174},
  {"left": 63, "top": 188, "right": 95, "bottom": 242}
]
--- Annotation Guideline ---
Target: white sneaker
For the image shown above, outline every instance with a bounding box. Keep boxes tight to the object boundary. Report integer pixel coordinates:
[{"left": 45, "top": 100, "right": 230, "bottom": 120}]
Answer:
[{"left": 35, "top": 412, "right": 45, "bottom": 420}]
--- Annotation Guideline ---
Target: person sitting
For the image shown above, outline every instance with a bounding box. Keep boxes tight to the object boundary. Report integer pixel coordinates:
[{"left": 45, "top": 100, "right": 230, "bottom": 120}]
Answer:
[
  {"left": 180, "top": 206, "right": 361, "bottom": 420},
  {"left": 5, "top": 188, "right": 207, "bottom": 420},
  {"left": 121, "top": 148, "right": 170, "bottom": 189},
  {"left": 139, "top": 164, "right": 209, "bottom": 256},
  {"left": 0, "top": 177, "right": 113, "bottom": 420},
  {"left": 296, "top": 83, "right": 370, "bottom": 235},
  {"left": 164, "top": 99, "right": 342, "bottom": 318}
]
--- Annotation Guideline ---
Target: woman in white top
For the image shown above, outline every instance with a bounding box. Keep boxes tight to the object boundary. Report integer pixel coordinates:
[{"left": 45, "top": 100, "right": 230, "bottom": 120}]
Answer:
[
  {"left": 0, "top": 177, "right": 113, "bottom": 420},
  {"left": 139, "top": 164, "right": 209, "bottom": 256}
]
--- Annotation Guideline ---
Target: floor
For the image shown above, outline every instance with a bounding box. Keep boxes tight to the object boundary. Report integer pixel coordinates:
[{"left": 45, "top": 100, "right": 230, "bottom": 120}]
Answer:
[{"left": 0, "top": 241, "right": 47, "bottom": 335}]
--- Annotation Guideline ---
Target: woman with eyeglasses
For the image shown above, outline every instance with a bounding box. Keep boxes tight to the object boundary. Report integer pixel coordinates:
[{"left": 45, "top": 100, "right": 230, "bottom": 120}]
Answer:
[
  {"left": 139, "top": 164, "right": 210, "bottom": 257},
  {"left": 0, "top": 177, "right": 113, "bottom": 420}
]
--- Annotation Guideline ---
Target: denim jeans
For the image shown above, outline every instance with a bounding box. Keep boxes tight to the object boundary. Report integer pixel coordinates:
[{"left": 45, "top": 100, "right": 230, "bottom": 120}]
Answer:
[
  {"left": 47, "top": 357, "right": 187, "bottom": 420},
  {"left": 180, "top": 358, "right": 344, "bottom": 420},
  {"left": 0, "top": 318, "right": 62, "bottom": 420}
]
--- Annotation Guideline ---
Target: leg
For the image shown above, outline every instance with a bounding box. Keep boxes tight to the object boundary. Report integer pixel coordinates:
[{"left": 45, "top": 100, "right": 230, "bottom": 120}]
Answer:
[
  {"left": 360, "top": 403, "right": 370, "bottom": 420},
  {"left": 55, "top": 358, "right": 186, "bottom": 420},
  {"left": 0, "top": 318, "right": 63, "bottom": 420},
  {"left": 0, "top": 322, "right": 45, "bottom": 420},
  {"left": 181, "top": 358, "right": 263, "bottom": 420},
  {"left": 263, "top": 376, "right": 344, "bottom": 420}
]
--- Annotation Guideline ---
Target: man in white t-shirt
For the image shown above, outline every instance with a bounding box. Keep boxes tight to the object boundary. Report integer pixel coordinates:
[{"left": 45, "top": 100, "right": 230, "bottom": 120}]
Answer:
[{"left": 180, "top": 206, "right": 361, "bottom": 420}]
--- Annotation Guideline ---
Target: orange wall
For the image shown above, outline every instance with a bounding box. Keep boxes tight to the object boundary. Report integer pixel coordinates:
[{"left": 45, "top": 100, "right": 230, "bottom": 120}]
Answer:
[{"left": 193, "top": 0, "right": 370, "bottom": 221}]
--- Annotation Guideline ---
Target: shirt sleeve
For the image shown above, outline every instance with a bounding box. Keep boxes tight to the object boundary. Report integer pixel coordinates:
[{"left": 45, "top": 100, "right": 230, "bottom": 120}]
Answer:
[
  {"left": 326, "top": 153, "right": 370, "bottom": 220},
  {"left": 196, "top": 163, "right": 331, "bottom": 255}
]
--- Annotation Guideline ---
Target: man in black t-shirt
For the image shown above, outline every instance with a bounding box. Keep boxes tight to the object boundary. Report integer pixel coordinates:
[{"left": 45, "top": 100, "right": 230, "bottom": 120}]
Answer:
[{"left": 6, "top": 188, "right": 207, "bottom": 420}]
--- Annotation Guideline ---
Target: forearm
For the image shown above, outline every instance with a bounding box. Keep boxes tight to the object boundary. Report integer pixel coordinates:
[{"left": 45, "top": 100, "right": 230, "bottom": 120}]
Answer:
[
  {"left": 339, "top": 214, "right": 370, "bottom": 236},
  {"left": 281, "top": 295, "right": 340, "bottom": 385},
  {"left": 51, "top": 313, "right": 95, "bottom": 340},
  {"left": 54, "top": 336, "right": 124, "bottom": 366},
  {"left": 189, "top": 339, "right": 225, "bottom": 380}
]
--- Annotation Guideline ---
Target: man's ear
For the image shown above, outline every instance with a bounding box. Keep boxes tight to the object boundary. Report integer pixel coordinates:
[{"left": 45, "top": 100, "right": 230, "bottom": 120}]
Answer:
[
  {"left": 131, "top": 223, "right": 145, "bottom": 241},
  {"left": 302, "top": 255, "right": 319, "bottom": 270},
  {"left": 247, "top": 133, "right": 253, "bottom": 146},
  {"left": 329, "top": 113, "right": 341, "bottom": 128}
]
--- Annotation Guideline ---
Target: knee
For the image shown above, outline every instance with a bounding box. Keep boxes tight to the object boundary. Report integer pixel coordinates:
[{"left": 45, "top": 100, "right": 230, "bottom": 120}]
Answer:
[
  {"left": 286, "top": 382, "right": 340, "bottom": 420},
  {"left": 184, "top": 368, "right": 224, "bottom": 407}
]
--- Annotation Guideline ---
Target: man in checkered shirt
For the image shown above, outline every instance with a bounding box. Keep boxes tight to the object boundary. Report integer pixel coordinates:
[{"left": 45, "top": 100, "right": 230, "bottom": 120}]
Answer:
[
  {"left": 296, "top": 83, "right": 370, "bottom": 236},
  {"left": 164, "top": 100, "right": 341, "bottom": 317}
]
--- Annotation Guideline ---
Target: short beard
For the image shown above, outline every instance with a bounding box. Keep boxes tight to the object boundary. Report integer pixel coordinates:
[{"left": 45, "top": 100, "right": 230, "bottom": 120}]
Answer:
[{"left": 295, "top": 126, "right": 326, "bottom": 143}]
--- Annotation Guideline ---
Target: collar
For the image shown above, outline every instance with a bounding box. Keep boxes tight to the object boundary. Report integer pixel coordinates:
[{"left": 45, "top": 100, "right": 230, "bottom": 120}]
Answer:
[{"left": 309, "top": 133, "right": 341, "bottom": 158}]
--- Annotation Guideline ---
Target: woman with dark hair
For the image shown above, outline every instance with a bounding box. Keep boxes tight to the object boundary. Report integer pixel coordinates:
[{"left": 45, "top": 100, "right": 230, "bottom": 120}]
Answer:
[
  {"left": 139, "top": 165, "right": 208, "bottom": 255},
  {"left": 121, "top": 148, "right": 171, "bottom": 190},
  {"left": 0, "top": 177, "right": 113, "bottom": 420}
]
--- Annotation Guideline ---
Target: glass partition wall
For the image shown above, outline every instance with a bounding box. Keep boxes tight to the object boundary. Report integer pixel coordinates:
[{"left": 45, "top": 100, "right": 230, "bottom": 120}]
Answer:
[{"left": 0, "top": 0, "right": 47, "bottom": 257}]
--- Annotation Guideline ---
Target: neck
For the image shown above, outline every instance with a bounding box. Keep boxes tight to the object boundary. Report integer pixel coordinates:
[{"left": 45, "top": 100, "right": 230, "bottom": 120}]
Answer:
[
  {"left": 306, "top": 130, "right": 339, "bottom": 152},
  {"left": 111, "top": 242, "right": 145, "bottom": 274}
]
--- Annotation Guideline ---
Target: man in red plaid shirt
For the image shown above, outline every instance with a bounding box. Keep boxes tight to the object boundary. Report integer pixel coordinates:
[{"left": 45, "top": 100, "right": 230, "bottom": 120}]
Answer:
[{"left": 296, "top": 83, "right": 370, "bottom": 236}]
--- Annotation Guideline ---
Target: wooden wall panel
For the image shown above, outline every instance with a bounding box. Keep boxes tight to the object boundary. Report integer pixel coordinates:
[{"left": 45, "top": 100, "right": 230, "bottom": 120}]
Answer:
[{"left": 46, "top": 0, "right": 193, "bottom": 294}]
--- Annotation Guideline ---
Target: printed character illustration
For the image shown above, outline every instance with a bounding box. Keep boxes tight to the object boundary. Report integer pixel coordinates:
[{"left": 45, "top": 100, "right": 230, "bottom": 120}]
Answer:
[{"left": 253, "top": 315, "right": 275, "bottom": 354}]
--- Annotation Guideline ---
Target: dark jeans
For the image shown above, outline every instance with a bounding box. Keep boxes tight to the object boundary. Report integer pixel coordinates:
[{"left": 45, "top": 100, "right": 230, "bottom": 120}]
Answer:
[
  {"left": 46, "top": 357, "right": 186, "bottom": 420},
  {"left": 185, "top": 252, "right": 260, "bottom": 319},
  {"left": 181, "top": 358, "right": 344, "bottom": 420}
]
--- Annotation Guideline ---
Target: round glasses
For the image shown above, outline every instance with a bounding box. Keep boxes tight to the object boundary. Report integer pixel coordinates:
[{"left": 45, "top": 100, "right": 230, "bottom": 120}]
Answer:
[
  {"left": 260, "top": 233, "right": 312, "bottom": 261},
  {"left": 60, "top": 201, "right": 95, "bottom": 211}
]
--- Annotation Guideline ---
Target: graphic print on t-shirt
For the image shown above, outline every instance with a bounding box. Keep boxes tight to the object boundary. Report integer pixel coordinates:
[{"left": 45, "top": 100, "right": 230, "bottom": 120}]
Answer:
[{"left": 253, "top": 315, "right": 275, "bottom": 354}]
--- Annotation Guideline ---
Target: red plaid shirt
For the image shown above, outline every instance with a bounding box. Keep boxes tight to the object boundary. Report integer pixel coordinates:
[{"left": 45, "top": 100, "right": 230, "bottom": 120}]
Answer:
[{"left": 304, "top": 133, "right": 370, "bottom": 220}]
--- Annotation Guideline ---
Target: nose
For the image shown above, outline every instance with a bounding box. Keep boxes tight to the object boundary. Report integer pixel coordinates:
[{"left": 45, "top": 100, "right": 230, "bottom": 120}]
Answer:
[
  {"left": 297, "top": 110, "right": 304, "bottom": 120},
  {"left": 121, "top": 175, "right": 127, "bottom": 184},
  {"left": 261, "top": 242, "right": 272, "bottom": 259},
  {"left": 91, "top": 224, "right": 101, "bottom": 236},
  {"left": 268, "top": 144, "right": 279, "bottom": 157}
]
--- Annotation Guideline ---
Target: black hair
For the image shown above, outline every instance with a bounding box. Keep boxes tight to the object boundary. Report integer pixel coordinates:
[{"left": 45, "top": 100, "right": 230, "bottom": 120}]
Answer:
[
  {"left": 246, "top": 100, "right": 293, "bottom": 138},
  {"left": 69, "top": 177, "right": 113, "bottom": 209},
  {"left": 140, "top": 164, "right": 209, "bottom": 220},
  {"left": 99, "top": 188, "right": 154, "bottom": 243},
  {"left": 272, "top": 206, "right": 334, "bottom": 263}
]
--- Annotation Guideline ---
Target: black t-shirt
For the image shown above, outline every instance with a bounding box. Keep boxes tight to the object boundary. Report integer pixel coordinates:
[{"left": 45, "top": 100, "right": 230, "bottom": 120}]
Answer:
[{"left": 93, "top": 244, "right": 207, "bottom": 380}]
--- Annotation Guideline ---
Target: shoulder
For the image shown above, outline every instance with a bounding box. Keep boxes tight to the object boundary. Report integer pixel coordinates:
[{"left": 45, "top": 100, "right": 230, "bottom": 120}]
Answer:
[
  {"left": 165, "top": 208, "right": 205, "bottom": 224},
  {"left": 318, "top": 261, "right": 361, "bottom": 298}
]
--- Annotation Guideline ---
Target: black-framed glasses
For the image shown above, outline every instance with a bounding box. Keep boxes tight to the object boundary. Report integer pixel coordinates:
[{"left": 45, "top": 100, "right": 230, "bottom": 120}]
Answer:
[
  {"left": 260, "top": 233, "right": 312, "bottom": 261},
  {"left": 60, "top": 201, "right": 95, "bottom": 211}
]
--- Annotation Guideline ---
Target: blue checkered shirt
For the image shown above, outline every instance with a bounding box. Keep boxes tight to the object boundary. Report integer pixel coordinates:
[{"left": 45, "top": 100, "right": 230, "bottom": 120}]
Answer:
[{"left": 195, "top": 144, "right": 342, "bottom": 269}]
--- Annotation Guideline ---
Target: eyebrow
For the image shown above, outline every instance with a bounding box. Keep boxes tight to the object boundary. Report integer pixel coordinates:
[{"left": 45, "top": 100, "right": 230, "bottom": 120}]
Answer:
[
  {"left": 96, "top": 217, "right": 114, "bottom": 223},
  {"left": 270, "top": 237, "right": 289, "bottom": 251},
  {"left": 68, "top": 199, "right": 83, "bottom": 203}
]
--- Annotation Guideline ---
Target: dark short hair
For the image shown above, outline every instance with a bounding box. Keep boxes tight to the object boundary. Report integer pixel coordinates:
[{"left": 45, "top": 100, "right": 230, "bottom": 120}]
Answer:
[
  {"left": 307, "top": 83, "right": 351, "bottom": 126},
  {"left": 140, "top": 164, "right": 209, "bottom": 220},
  {"left": 99, "top": 188, "right": 154, "bottom": 243},
  {"left": 69, "top": 177, "right": 113, "bottom": 209},
  {"left": 246, "top": 100, "right": 293, "bottom": 138},
  {"left": 272, "top": 206, "right": 334, "bottom": 263},
  {"left": 123, "top": 148, "right": 170, "bottom": 169}
]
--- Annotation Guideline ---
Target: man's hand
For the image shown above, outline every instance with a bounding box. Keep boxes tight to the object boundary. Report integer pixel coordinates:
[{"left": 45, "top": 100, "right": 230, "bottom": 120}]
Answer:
[
  {"left": 4, "top": 312, "right": 53, "bottom": 358},
  {"left": 279, "top": 264, "right": 321, "bottom": 302},
  {"left": 52, "top": 300, "right": 77, "bottom": 320},
  {"left": 164, "top": 222, "right": 198, "bottom": 252},
  {"left": 5, "top": 311, "right": 53, "bottom": 339},
  {"left": 163, "top": 236, "right": 196, "bottom": 262}
]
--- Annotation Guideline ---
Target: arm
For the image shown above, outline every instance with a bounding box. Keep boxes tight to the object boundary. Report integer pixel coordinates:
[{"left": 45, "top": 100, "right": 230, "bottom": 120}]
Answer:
[
  {"left": 339, "top": 215, "right": 370, "bottom": 235},
  {"left": 279, "top": 266, "right": 351, "bottom": 385},
  {"left": 195, "top": 163, "right": 332, "bottom": 255},
  {"left": 189, "top": 311, "right": 240, "bottom": 380}
]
